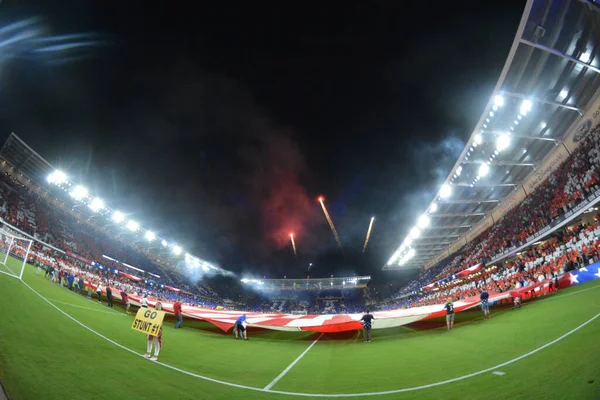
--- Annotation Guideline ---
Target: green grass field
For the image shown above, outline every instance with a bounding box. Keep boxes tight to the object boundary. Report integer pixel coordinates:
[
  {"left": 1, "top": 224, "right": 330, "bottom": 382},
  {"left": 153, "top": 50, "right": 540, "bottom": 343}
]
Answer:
[{"left": 1, "top": 259, "right": 599, "bottom": 399}]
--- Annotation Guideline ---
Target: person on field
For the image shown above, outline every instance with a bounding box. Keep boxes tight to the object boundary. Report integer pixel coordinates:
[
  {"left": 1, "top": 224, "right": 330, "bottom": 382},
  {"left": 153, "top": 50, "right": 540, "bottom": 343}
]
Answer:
[
  {"left": 444, "top": 298, "right": 455, "bottom": 330},
  {"left": 140, "top": 294, "right": 149, "bottom": 308},
  {"left": 120, "top": 290, "right": 131, "bottom": 314},
  {"left": 96, "top": 282, "right": 103, "bottom": 304},
  {"left": 145, "top": 302, "right": 163, "bottom": 361},
  {"left": 480, "top": 287, "right": 490, "bottom": 320},
  {"left": 78, "top": 275, "right": 84, "bottom": 294},
  {"left": 234, "top": 314, "right": 248, "bottom": 340},
  {"left": 173, "top": 298, "right": 183, "bottom": 329},
  {"left": 106, "top": 284, "right": 113, "bottom": 307},
  {"left": 360, "top": 310, "right": 375, "bottom": 342}
]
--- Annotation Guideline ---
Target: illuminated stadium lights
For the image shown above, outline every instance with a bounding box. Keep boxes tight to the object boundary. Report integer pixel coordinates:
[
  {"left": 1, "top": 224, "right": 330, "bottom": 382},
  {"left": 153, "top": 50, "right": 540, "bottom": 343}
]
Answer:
[
  {"left": 540, "top": 121, "right": 547, "bottom": 129},
  {"left": 520, "top": 99, "right": 532, "bottom": 115},
  {"left": 161, "top": 239, "right": 168, "bottom": 247},
  {"left": 47, "top": 170, "right": 67, "bottom": 185},
  {"left": 493, "top": 95, "right": 504, "bottom": 107},
  {"left": 145, "top": 230, "right": 156, "bottom": 241},
  {"left": 403, "top": 236, "right": 413, "bottom": 246},
  {"left": 489, "top": 111, "right": 494, "bottom": 117},
  {"left": 558, "top": 89, "right": 569, "bottom": 101},
  {"left": 88, "top": 197, "right": 104, "bottom": 212},
  {"left": 496, "top": 134, "right": 510, "bottom": 152},
  {"left": 409, "top": 226, "right": 421, "bottom": 239},
  {"left": 440, "top": 184, "right": 452, "bottom": 198},
  {"left": 202, "top": 264, "right": 209, "bottom": 272},
  {"left": 492, "top": 105, "right": 498, "bottom": 111},
  {"left": 429, "top": 203, "right": 438, "bottom": 213},
  {"left": 478, "top": 163, "right": 489, "bottom": 177},
  {"left": 387, "top": 249, "right": 402, "bottom": 265},
  {"left": 112, "top": 211, "right": 125, "bottom": 223},
  {"left": 580, "top": 51, "right": 592, "bottom": 63},
  {"left": 456, "top": 166, "right": 462, "bottom": 176},
  {"left": 417, "top": 214, "right": 430, "bottom": 229},
  {"left": 70, "top": 185, "right": 88, "bottom": 200},
  {"left": 126, "top": 220, "right": 139, "bottom": 232},
  {"left": 173, "top": 245, "right": 182, "bottom": 255}
]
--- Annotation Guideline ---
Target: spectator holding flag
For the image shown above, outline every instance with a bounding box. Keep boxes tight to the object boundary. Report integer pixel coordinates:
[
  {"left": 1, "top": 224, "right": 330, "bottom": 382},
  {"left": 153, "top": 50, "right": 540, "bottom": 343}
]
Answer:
[
  {"left": 173, "top": 298, "right": 183, "bottom": 329},
  {"left": 120, "top": 289, "right": 131, "bottom": 314},
  {"left": 444, "top": 298, "right": 455, "bottom": 331},
  {"left": 360, "top": 310, "right": 375, "bottom": 343},
  {"left": 234, "top": 314, "right": 248, "bottom": 340},
  {"left": 480, "top": 287, "right": 490, "bottom": 320}
]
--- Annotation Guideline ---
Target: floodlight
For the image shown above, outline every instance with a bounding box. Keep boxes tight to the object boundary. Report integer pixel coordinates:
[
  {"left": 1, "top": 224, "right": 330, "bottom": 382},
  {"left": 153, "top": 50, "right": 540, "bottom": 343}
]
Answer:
[
  {"left": 430, "top": 203, "right": 438, "bottom": 213},
  {"left": 126, "top": 220, "right": 139, "bottom": 232},
  {"left": 173, "top": 245, "right": 182, "bottom": 255},
  {"left": 540, "top": 121, "right": 547, "bottom": 129},
  {"left": 456, "top": 166, "right": 462, "bottom": 176},
  {"left": 47, "top": 170, "right": 67, "bottom": 185},
  {"left": 161, "top": 240, "right": 168, "bottom": 247},
  {"left": 70, "top": 185, "right": 88, "bottom": 200},
  {"left": 404, "top": 236, "right": 413, "bottom": 246},
  {"left": 440, "top": 184, "right": 452, "bottom": 198},
  {"left": 580, "top": 51, "right": 591, "bottom": 63},
  {"left": 558, "top": 89, "right": 569, "bottom": 101},
  {"left": 409, "top": 226, "right": 421, "bottom": 239},
  {"left": 478, "top": 163, "right": 489, "bottom": 177},
  {"left": 145, "top": 231, "right": 156, "bottom": 241},
  {"left": 202, "top": 264, "right": 209, "bottom": 272},
  {"left": 496, "top": 134, "right": 510, "bottom": 152},
  {"left": 489, "top": 111, "right": 494, "bottom": 117},
  {"left": 112, "top": 211, "right": 125, "bottom": 223},
  {"left": 89, "top": 197, "right": 104, "bottom": 212},
  {"left": 407, "top": 248, "right": 416, "bottom": 258},
  {"left": 417, "top": 214, "right": 430, "bottom": 229},
  {"left": 493, "top": 95, "right": 504, "bottom": 107}
]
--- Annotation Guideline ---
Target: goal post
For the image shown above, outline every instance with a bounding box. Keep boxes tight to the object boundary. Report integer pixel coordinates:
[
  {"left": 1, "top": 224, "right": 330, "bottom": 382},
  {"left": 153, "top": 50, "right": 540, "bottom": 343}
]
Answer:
[{"left": 0, "top": 229, "right": 34, "bottom": 280}]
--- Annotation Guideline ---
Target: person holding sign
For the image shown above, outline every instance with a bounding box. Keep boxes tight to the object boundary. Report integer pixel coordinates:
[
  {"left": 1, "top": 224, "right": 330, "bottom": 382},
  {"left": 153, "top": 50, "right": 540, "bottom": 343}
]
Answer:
[{"left": 145, "top": 302, "right": 163, "bottom": 361}]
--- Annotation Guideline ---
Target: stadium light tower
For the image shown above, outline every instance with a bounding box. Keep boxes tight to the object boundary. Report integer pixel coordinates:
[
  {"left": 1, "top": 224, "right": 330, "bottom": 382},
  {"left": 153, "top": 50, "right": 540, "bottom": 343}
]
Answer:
[
  {"left": 126, "top": 220, "right": 139, "bottom": 232},
  {"left": 417, "top": 214, "right": 430, "bottom": 229},
  {"left": 89, "top": 197, "right": 104, "bottom": 212},
  {"left": 440, "top": 184, "right": 452, "bottom": 198},
  {"left": 145, "top": 230, "right": 156, "bottom": 241},
  {"left": 409, "top": 226, "right": 421, "bottom": 239},
  {"left": 493, "top": 95, "right": 504, "bottom": 107},
  {"left": 173, "top": 245, "right": 182, "bottom": 255},
  {"left": 70, "top": 185, "right": 88, "bottom": 201},
  {"left": 496, "top": 134, "right": 511, "bottom": 152},
  {"left": 161, "top": 239, "right": 168, "bottom": 247},
  {"left": 479, "top": 163, "right": 490, "bottom": 177},
  {"left": 47, "top": 170, "right": 67, "bottom": 185},
  {"left": 112, "top": 211, "right": 125, "bottom": 223}
]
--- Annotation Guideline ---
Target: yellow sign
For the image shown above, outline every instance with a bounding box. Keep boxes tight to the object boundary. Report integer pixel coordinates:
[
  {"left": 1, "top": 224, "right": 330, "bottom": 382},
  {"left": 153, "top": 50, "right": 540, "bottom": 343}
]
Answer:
[{"left": 131, "top": 308, "right": 166, "bottom": 335}]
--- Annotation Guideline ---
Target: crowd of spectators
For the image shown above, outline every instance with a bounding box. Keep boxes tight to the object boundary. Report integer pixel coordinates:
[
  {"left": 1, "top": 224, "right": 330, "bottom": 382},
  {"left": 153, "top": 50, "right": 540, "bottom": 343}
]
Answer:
[{"left": 386, "top": 122, "right": 600, "bottom": 303}]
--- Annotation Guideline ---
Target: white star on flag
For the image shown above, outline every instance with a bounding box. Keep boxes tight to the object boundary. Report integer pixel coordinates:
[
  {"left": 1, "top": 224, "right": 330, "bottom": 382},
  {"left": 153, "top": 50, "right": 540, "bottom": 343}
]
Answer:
[
  {"left": 580, "top": 267, "right": 588, "bottom": 272},
  {"left": 569, "top": 273, "right": 579, "bottom": 285}
]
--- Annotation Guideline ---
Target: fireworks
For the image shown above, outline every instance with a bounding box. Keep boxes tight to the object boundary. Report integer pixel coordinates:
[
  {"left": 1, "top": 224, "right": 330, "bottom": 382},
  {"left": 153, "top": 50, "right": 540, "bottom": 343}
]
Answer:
[
  {"left": 318, "top": 196, "right": 342, "bottom": 249},
  {"left": 362, "top": 216, "right": 375, "bottom": 252},
  {"left": 290, "top": 233, "right": 297, "bottom": 257}
]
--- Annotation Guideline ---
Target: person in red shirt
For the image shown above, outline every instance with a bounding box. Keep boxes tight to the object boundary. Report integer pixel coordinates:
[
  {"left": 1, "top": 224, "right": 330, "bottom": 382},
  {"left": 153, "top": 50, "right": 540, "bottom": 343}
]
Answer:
[{"left": 173, "top": 299, "right": 183, "bottom": 329}]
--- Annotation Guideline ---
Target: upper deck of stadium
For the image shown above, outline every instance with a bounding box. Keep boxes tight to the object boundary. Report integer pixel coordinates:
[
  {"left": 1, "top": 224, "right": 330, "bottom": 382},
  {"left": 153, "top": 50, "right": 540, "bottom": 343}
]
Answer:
[{"left": 385, "top": 0, "right": 600, "bottom": 271}]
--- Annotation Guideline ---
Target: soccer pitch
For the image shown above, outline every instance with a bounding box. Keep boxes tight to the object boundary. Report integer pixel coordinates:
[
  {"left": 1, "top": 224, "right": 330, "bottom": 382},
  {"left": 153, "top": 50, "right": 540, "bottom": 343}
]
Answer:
[{"left": 0, "top": 261, "right": 599, "bottom": 399}]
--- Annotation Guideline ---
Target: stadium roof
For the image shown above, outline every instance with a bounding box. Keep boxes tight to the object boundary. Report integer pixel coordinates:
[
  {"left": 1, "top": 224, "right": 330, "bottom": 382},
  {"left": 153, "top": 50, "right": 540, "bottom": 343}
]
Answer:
[
  {"left": 384, "top": 0, "right": 600, "bottom": 270},
  {"left": 0, "top": 132, "right": 227, "bottom": 275}
]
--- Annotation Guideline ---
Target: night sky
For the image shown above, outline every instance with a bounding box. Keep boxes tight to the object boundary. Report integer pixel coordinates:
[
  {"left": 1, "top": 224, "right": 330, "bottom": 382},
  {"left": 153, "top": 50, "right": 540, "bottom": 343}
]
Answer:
[{"left": 0, "top": 1, "right": 524, "bottom": 283}]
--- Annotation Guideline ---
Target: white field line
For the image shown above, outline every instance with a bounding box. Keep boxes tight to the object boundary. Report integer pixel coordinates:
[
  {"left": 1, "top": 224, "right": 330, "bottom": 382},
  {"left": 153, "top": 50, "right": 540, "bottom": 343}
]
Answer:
[
  {"left": 263, "top": 334, "right": 323, "bottom": 390},
  {"left": 46, "top": 298, "right": 127, "bottom": 316}
]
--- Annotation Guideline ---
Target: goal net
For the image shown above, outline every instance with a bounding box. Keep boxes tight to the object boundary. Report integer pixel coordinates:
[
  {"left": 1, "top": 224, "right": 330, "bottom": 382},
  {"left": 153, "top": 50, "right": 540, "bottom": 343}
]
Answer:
[{"left": 0, "top": 228, "right": 34, "bottom": 280}]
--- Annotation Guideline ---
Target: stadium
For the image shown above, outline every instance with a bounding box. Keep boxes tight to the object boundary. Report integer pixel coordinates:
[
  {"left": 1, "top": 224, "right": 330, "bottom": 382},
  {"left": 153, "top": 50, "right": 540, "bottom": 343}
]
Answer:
[{"left": 1, "top": 0, "right": 600, "bottom": 399}]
